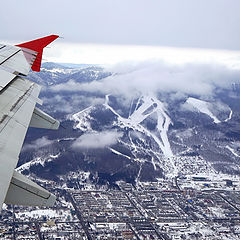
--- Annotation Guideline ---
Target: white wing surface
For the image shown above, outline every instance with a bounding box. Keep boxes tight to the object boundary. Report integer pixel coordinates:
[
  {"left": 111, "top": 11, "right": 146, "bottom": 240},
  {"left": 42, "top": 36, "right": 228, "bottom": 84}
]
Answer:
[{"left": 0, "top": 35, "right": 59, "bottom": 211}]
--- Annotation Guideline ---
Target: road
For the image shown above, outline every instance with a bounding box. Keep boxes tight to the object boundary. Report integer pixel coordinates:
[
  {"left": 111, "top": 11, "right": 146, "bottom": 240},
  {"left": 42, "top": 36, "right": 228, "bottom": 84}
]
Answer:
[
  {"left": 125, "top": 192, "right": 170, "bottom": 240},
  {"left": 66, "top": 192, "right": 93, "bottom": 240},
  {"left": 35, "top": 222, "right": 43, "bottom": 240}
]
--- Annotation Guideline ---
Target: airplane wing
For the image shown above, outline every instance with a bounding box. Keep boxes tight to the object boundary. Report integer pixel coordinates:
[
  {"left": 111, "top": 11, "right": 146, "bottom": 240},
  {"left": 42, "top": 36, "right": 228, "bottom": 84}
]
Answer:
[{"left": 0, "top": 35, "right": 60, "bottom": 211}]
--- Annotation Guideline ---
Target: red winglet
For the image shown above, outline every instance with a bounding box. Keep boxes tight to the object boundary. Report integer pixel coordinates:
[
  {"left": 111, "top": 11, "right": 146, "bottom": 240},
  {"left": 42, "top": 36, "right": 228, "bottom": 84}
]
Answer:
[{"left": 16, "top": 35, "right": 59, "bottom": 72}]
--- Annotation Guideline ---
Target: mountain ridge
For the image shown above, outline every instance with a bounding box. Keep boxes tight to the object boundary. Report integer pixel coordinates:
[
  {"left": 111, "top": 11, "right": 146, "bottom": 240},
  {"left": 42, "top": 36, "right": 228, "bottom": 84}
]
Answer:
[{"left": 19, "top": 62, "right": 240, "bottom": 187}]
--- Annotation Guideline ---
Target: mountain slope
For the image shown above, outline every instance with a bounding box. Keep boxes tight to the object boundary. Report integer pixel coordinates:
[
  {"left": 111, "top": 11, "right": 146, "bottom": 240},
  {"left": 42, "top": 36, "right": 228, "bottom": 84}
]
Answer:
[{"left": 18, "top": 62, "right": 240, "bottom": 186}]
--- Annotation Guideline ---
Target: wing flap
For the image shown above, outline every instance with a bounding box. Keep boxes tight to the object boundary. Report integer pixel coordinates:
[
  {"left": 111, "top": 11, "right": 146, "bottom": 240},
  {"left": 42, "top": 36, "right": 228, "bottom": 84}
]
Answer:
[
  {"left": 4, "top": 170, "right": 56, "bottom": 207},
  {"left": 30, "top": 107, "right": 60, "bottom": 129}
]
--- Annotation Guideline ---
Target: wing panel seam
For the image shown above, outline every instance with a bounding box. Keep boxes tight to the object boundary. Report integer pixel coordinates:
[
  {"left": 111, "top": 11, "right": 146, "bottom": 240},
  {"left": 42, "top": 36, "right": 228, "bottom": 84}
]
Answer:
[
  {"left": 0, "top": 84, "right": 36, "bottom": 133},
  {"left": 0, "top": 49, "right": 21, "bottom": 66},
  {"left": 10, "top": 181, "right": 51, "bottom": 200}
]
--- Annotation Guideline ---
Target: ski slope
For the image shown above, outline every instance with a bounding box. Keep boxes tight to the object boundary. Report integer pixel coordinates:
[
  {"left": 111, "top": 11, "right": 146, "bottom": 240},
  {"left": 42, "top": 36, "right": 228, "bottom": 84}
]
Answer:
[
  {"left": 104, "top": 94, "right": 178, "bottom": 176},
  {"left": 186, "top": 97, "right": 220, "bottom": 123}
]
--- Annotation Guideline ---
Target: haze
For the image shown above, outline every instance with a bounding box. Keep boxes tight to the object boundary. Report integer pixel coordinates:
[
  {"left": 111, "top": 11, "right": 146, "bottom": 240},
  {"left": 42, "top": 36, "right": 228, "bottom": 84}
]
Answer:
[{"left": 1, "top": 0, "right": 240, "bottom": 64}]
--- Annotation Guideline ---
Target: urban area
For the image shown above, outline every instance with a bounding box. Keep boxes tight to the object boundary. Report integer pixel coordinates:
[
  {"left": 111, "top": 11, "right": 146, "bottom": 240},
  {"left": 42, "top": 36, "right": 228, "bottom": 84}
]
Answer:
[{"left": 1, "top": 175, "right": 240, "bottom": 240}]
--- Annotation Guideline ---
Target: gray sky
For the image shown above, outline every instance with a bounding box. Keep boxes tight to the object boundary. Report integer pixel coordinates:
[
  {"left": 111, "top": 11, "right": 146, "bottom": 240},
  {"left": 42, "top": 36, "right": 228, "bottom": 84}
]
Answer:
[{"left": 1, "top": 0, "right": 240, "bottom": 50}]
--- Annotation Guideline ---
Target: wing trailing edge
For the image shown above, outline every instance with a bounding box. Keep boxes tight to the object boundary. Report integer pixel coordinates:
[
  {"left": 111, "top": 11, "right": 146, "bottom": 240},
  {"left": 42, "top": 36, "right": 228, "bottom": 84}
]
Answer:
[
  {"left": 4, "top": 170, "right": 56, "bottom": 207},
  {"left": 16, "top": 35, "right": 59, "bottom": 72},
  {"left": 30, "top": 107, "right": 60, "bottom": 129}
]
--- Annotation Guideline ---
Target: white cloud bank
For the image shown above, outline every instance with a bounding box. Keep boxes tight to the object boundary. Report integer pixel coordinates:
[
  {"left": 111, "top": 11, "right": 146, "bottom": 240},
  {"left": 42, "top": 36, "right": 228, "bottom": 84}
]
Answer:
[
  {"left": 72, "top": 130, "right": 123, "bottom": 149},
  {"left": 50, "top": 60, "right": 240, "bottom": 99},
  {"left": 44, "top": 42, "right": 240, "bottom": 66}
]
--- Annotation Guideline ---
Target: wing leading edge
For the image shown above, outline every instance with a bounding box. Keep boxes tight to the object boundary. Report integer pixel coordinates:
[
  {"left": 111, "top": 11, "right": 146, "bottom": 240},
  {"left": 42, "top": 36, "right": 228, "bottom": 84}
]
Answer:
[{"left": 0, "top": 35, "right": 59, "bottom": 211}]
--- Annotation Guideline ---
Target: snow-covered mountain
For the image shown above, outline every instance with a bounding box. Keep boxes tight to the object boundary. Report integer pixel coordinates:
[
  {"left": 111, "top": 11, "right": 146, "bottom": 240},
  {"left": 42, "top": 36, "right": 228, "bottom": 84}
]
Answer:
[
  {"left": 27, "top": 62, "right": 111, "bottom": 86},
  {"left": 18, "top": 62, "right": 240, "bottom": 186}
]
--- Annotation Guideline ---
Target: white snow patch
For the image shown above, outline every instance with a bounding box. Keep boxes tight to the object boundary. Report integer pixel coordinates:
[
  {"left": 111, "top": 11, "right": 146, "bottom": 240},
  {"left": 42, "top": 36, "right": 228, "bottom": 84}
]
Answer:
[
  {"left": 17, "top": 152, "right": 61, "bottom": 172},
  {"left": 109, "top": 147, "right": 131, "bottom": 159},
  {"left": 70, "top": 106, "right": 93, "bottom": 131},
  {"left": 104, "top": 94, "right": 177, "bottom": 176},
  {"left": 226, "top": 145, "right": 240, "bottom": 158},
  {"left": 224, "top": 108, "right": 233, "bottom": 122},
  {"left": 49, "top": 153, "right": 61, "bottom": 159},
  {"left": 186, "top": 97, "right": 220, "bottom": 123},
  {"left": 42, "top": 68, "right": 77, "bottom": 74},
  {"left": 16, "top": 209, "right": 60, "bottom": 219},
  {"left": 17, "top": 157, "right": 45, "bottom": 172}
]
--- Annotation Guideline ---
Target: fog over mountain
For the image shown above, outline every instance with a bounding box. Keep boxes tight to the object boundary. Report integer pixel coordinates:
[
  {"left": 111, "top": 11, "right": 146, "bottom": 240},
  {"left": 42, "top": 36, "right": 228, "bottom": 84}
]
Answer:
[{"left": 50, "top": 60, "right": 239, "bottom": 98}]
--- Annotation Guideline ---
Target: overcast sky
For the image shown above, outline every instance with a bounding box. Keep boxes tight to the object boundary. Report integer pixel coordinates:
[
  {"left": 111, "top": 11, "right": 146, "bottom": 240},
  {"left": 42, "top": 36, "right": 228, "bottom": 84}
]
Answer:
[{"left": 1, "top": 0, "right": 240, "bottom": 64}]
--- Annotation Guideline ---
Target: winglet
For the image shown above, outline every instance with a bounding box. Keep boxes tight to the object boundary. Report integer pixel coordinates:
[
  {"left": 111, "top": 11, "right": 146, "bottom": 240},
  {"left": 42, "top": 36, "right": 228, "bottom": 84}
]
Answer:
[{"left": 16, "top": 35, "right": 59, "bottom": 72}]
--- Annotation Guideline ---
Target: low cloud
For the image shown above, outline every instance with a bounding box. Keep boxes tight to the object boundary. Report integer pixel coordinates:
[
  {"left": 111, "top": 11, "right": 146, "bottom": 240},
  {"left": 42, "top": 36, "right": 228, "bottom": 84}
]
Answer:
[
  {"left": 22, "top": 136, "right": 54, "bottom": 152},
  {"left": 50, "top": 61, "right": 240, "bottom": 100},
  {"left": 72, "top": 130, "right": 123, "bottom": 149},
  {"left": 42, "top": 94, "right": 104, "bottom": 114}
]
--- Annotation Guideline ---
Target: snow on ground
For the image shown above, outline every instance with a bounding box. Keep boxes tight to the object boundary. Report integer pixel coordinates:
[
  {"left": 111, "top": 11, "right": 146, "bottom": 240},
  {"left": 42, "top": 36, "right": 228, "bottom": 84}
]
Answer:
[
  {"left": 104, "top": 94, "right": 177, "bottom": 177},
  {"left": 151, "top": 157, "right": 157, "bottom": 170},
  {"left": 186, "top": 97, "right": 220, "bottom": 123},
  {"left": 104, "top": 94, "right": 173, "bottom": 158},
  {"left": 67, "top": 170, "right": 91, "bottom": 182},
  {"left": 224, "top": 108, "right": 233, "bottom": 122},
  {"left": 17, "top": 153, "right": 61, "bottom": 172},
  {"left": 49, "top": 153, "right": 61, "bottom": 159},
  {"left": 16, "top": 209, "right": 61, "bottom": 220},
  {"left": 108, "top": 147, "right": 131, "bottom": 159},
  {"left": 178, "top": 172, "right": 240, "bottom": 191},
  {"left": 209, "top": 207, "right": 226, "bottom": 218},
  {"left": 42, "top": 68, "right": 77, "bottom": 74},
  {"left": 17, "top": 157, "right": 46, "bottom": 172},
  {"left": 174, "top": 155, "right": 216, "bottom": 177},
  {"left": 226, "top": 145, "right": 240, "bottom": 158},
  {"left": 58, "top": 137, "right": 75, "bottom": 142},
  {"left": 70, "top": 106, "right": 93, "bottom": 131}
]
